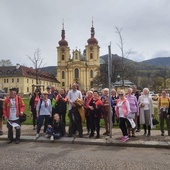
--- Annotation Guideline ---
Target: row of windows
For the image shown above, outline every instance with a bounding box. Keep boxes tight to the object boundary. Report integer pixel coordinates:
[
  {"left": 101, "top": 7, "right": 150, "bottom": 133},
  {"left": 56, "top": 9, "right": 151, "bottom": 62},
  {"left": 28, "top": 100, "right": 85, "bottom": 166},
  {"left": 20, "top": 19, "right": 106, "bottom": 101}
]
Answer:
[
  {"left": 4, "top": 78, "right": 20, "bottom": 83},
  {"left": 61, "top": 53, "right": 94, "bottom": 61},
  {"left": 61, "top": 69, "right": 93, "bottom": 79}
]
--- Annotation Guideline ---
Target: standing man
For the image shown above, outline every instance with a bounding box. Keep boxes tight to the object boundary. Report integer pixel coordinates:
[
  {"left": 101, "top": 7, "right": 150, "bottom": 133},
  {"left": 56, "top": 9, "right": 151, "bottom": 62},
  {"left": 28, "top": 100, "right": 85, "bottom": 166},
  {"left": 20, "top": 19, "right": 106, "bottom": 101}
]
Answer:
[
  {"left": 67, "top": 83, "right": 83, "bottom": 137},
  {"left": 0, "top": 90, "right": 6, "bottom": 135},
  {"left": 3, "top": 87, "right": 25, "bottom": 144}
]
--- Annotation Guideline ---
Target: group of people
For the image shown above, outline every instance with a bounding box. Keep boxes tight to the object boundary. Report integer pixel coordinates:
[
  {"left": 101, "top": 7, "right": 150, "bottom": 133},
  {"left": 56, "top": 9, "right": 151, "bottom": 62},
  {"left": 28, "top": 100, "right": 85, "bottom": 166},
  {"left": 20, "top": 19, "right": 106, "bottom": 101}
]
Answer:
[{"left": 0, "top": 83, "right": 170, "bottom": 144}]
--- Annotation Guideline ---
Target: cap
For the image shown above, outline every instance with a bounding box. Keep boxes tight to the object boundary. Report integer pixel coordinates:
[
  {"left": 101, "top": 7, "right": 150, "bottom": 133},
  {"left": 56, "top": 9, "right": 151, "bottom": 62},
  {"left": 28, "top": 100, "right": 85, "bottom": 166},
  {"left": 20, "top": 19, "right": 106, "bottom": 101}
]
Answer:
[
  {"left": 42, "top": 91, "right": 48, "bottom": 94},
  {"left": 9, "top": 87, "right": 18, "bottom": 91},
  {"left": 46, "top": 85, "right": 51, "bottom": 89}
]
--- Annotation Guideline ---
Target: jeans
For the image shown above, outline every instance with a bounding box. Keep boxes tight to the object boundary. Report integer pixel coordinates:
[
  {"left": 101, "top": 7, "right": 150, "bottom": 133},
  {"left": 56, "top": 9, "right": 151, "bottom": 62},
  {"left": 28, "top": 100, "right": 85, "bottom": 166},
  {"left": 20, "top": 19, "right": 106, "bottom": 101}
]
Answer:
[
  {"left": 37, "top": 115, "right": 50, "bottom": 134},
  {"left": 46, "top": 127, "right": 61, "bottom": 139},
  {"left": 160, "top": 110, "right": 170, "bottom": 135}
]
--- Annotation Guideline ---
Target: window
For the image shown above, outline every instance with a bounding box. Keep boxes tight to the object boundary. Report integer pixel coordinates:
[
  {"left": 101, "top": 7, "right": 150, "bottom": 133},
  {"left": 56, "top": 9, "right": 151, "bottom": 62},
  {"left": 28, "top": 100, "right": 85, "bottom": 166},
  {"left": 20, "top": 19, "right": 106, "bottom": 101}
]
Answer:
[
  {"left": 90, "top": 81, "right": 93, "bottom": 87},
  {"left": 27, "top": 87, "right": 29, "bottom": 92},
  {"left": 7, "top": 70, "right": 10, "bottom": 74},
  {"left": 7, "top": 79, "right": 8, "bottom": 83},
  {"left": 62, "top": 54, "right": 64, "bottom": 60},
  {"left": 90, "top": 53, "right": 93, "bottom": 59},
  {"left": 90, "top": 70, "right": 93, "bottom": 78},
  {"left": 62, "top": 82, "right": 65, "bottom": 87},
  {"left": 4, "top": 79, "right": 6, "bottom": 83},
  {"left": 75, "top": 53, "right": 78, "bottom": 59},
  {"left": 27, "top": 79, "right": 29, "bottom": 83},
  {"left": 17, "top": 78, "right": 19, "bottom": 83},
  {"left": 75, "top": 68, "right": 79, "bottom": 78},
  {"left": 62, "top": 71, "right": 65, "bottom": 79},
  {"left": 32, "top": 80, "right": 34, "bottom": 83},
  {"left": 12, "top": 78, "right": 14, "bottom": 83}
]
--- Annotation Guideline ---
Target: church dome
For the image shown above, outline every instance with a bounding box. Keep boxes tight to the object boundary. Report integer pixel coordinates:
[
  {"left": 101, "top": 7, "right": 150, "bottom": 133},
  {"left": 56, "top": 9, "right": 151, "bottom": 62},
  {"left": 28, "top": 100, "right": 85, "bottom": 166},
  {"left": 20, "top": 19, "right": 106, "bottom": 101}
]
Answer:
[
  {"left": 58, "top": 39, "right": 68, "bottom": 46},
  {"left": 87, "top": 37, "right": 98, "bottom": 45}
]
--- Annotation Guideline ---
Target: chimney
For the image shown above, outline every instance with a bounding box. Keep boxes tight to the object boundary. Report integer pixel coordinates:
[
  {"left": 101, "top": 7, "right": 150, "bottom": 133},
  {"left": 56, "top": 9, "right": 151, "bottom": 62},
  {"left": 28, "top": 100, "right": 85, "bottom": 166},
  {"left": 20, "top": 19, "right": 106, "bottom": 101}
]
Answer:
[{"left": 16, "top": 63, "right": 20, "bottom": 69}]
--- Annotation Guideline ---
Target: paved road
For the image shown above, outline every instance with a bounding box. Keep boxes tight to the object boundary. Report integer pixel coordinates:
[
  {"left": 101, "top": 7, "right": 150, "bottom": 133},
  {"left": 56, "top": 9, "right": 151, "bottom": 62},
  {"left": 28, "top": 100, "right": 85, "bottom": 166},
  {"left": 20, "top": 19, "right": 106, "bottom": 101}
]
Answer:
[{"left": 0, "top": 141, "right": 170, "bottom": 170}]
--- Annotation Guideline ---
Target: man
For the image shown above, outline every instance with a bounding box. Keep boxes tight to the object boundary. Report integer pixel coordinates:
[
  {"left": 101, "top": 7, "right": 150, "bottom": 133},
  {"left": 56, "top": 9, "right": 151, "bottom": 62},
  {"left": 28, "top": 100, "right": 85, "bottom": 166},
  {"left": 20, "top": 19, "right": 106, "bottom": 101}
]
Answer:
[
  {"left": 0, "top": 90, "right": 6, "bottom": 135},
  {"left": 67, "top": 83, "right": 83, "bottom": 137},
  {"left": 3, "top": 87, "right": 25, "bottom": 144}
]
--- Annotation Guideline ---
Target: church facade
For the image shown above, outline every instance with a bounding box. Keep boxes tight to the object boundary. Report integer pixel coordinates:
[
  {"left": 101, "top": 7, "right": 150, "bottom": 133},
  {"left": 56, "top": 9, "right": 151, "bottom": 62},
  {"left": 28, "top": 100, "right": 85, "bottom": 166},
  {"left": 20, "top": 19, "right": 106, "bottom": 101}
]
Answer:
[{"left": 56, "top": 23, "right": 100, "bottom": 91}]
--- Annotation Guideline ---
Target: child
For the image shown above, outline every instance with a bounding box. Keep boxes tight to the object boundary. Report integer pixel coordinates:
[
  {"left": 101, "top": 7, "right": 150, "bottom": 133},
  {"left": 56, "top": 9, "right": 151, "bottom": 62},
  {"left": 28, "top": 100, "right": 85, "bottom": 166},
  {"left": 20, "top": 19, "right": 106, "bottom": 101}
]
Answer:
[{"left": 46, "top": 113, "right": 65, "bottom": 141}]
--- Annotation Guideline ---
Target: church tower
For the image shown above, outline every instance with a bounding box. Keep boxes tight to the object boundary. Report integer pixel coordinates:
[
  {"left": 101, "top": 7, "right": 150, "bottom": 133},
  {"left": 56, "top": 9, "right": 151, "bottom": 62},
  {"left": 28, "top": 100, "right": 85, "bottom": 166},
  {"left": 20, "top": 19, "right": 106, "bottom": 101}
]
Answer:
[
  {"left": 56, "top": 21, "right": 100, "bottom": 91},
  {"left": 85, "top": 21, "right": 100, "bottom": 88},
  {"left": 56, "top": 23, "right": 70, "bottom": 88}
]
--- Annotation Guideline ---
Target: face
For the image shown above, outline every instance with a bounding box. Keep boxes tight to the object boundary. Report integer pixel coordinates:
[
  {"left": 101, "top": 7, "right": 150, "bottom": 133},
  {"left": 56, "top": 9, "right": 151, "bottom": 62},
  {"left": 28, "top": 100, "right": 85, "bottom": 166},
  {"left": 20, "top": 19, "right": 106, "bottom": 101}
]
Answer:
[
  {"left": 54, "top": 114, "right": 60, "bottom": 121},
  {"left": 118, "top": 92, "right": 124, "bottom": 99},
  {"left": 47, "top": 88, "right": 50, "bottom": 93},
  {"left": 111, "top": 90, "right": 116, "bottom": 96},
  {"left": 60, "top": 89, "right": 64, "bottom": 94},
  {"left": 72, "top": 84, "right": 77, "bottom": 91},
  {"left": 87, "top": 92, "right": 92, "bottom": 98},
  {"left": 103, "top": 90, "right": 108, "bottom": 96},
  {"left": 128, "top": 89, "right": 132, "bottom": 94},
  {"left": 93, "top": 92, "right": 99, "bottom": 98},
  {"left": 162, "top": 91, "right": 166, "bottom": 97},
  {"left": 9, "top": 90, "right": 16, "bottom": 98},
  {"left": 43, "top": 93, "right": 48, "bottom": 98},
  {"left": 143, "top": 89, "right": 148, "bottom": 95}
]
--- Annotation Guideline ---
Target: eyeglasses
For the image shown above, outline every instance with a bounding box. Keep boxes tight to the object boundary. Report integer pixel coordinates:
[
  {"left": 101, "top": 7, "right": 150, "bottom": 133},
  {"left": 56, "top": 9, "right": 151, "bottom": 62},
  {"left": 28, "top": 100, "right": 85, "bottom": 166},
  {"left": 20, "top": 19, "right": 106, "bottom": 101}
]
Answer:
[
  {"left": 43, "top": 94, "right": 48, "bottom": 95},
  {"left": 118, "top": 94, "right": 124, "bottom": 96}
]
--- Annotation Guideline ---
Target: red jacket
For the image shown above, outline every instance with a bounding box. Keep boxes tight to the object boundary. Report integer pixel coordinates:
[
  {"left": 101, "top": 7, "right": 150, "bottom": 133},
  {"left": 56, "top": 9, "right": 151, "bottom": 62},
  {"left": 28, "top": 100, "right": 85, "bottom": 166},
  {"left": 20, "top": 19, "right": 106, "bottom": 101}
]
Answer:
[{"left": 3, "top": 95, "right": 25, "bottom": 119}]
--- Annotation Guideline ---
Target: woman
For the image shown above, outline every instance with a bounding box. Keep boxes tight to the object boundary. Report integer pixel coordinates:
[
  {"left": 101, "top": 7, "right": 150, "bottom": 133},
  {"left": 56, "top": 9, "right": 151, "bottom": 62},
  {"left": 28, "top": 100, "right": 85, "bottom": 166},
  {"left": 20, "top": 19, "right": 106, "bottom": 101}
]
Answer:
[
  {"left": 83, "top": 90, "right": 93, "bottom": 134},
  {"left": 89, "top": 90, "right": 103, "bottom": 138},
  {"left": 55, "top": 88, "right": 68, "bottom": 125},
  {"left": 35, "top": 91, "right": 52, "bottom": 139},
  {"left": 29, "top": 89, "right": 41, "bottom": 130},
  {"left": 116, "top": 90, "right": 130, "bottom": 142},
  {"left": 158, "top": 91, "right": 170, "bottom": 136},
  {"left": 111, "top": 89, "right": 118, "bottom": 126},
  {"left": 101, "top": 88, "right": 110, "bottom": 135},
  {"left": 138, "top": 88, "right": 154, "bottom": 136},
  {"left": 126, "top": 88, "right": 138, "bottom": 137},
  {"left": 46, "top": 113, "right": 65, "bottom": 141}
]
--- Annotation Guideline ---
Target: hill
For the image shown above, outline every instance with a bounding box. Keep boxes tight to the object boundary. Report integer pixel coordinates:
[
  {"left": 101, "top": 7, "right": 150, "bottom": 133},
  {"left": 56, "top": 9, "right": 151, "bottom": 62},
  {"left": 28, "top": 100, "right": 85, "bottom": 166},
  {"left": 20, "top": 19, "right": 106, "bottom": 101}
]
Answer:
[{"left": 140, "top": 57, "right": 170, "bottom": 67}]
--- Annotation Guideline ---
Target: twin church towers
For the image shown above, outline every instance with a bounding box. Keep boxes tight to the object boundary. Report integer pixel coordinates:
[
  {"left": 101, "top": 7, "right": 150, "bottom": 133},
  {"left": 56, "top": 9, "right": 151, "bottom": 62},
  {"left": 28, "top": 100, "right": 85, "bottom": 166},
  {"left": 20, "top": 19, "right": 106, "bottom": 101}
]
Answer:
[{"left": 56, "top": 22, "right": 100, "bottom": 90}]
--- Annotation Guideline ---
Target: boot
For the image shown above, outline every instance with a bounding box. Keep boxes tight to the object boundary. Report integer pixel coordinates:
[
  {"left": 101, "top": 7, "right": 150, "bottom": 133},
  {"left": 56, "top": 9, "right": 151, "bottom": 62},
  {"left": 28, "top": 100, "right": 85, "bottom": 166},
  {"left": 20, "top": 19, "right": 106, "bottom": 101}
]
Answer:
[
  {"left": 143, "top": 124, "right": 147, "bottom": 136},
  {"left": 147, "top": 125, "right": 151, "bottom": 136}
]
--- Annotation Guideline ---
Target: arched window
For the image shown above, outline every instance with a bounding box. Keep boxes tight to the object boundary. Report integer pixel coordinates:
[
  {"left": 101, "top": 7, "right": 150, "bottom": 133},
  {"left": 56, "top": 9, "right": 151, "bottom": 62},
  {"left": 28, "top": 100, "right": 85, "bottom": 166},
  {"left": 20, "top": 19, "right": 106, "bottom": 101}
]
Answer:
[
  {"left": 90, "top": 53, "right": 93, "bottom": 59},
  {"left": 62, "top": 71, "right": 65, "bottom": 79},
  {"left": 75, "top": 68, "right": 79, "bottom": 78},
  {"left": 90, "top": 70, "right": 93, "bottom": 78},
  {"left": 62, "top": 54, "right": 64, "bottom": 60},
  {"left": 75, "top": 53, "right": 78, "bottom": 59},
  {"left": 90, "top": 81, "right": 93, "bottom": 87},
  {"left": 62, "top": 82, "right": 65, "bottom": 87}
]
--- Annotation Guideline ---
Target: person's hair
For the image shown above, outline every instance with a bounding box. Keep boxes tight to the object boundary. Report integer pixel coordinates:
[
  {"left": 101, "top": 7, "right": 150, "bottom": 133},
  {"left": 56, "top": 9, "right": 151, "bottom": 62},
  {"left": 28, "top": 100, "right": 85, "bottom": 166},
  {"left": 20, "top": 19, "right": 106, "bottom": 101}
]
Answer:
[
  {"left": 87, "top": 90, "right": 93, "bottom": 95},
  {"left": 118, "top": 89, "right": 125, "bottom": 95},
  {"left": 128, "top": 88, "right": 133, "bottom": 93},
  {"left": 93, "top": 90, "right": 99, "bottom": 95},
  {"left": 143, "top": 88, "right": 149, "bottom": 94},
  {"left": 102, "top": 88, "right": 109, "bottom": 94}
]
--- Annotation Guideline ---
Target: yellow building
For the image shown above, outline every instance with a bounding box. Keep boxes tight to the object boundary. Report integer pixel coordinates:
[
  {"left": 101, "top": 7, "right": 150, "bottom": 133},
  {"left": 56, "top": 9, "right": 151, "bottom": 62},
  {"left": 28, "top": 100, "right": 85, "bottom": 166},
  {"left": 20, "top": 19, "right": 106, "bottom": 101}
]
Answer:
[
  {"left": 0, "top": 65, "right": 59, "bottom": 95},
  {"left": 57, "top": 22, "right": 100, "bottom": 91}
]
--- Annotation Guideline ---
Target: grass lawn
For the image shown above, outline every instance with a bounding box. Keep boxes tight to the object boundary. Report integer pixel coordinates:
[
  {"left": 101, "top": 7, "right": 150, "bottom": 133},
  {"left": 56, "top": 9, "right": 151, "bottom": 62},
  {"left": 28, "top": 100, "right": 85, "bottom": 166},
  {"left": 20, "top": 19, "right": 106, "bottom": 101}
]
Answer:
[{"left": 20, "top": 98, "right": 163, "bottom": 130}]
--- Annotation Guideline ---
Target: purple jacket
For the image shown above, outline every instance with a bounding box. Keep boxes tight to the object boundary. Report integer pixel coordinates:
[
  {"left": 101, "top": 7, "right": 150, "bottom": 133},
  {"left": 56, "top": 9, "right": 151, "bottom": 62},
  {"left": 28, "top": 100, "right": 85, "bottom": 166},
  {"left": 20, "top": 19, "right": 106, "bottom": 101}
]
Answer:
[{"left": 126, "top": 94, "right": 139, "bottom": 113}]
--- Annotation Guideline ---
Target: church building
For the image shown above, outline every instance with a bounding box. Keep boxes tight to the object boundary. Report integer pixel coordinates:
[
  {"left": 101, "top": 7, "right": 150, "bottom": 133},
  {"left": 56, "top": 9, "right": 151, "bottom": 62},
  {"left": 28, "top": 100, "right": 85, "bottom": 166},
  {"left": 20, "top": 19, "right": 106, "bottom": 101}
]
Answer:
[{"left": 56, "top": 22, "right": 100, "bottom": 91}]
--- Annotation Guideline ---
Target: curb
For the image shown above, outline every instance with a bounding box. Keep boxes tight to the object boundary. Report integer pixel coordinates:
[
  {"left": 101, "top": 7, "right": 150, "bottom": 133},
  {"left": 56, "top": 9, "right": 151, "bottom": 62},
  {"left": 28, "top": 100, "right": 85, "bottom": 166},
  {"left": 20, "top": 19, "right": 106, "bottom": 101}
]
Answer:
[{"left": 0, "top": 135, "right": 170, "bottom": 149}]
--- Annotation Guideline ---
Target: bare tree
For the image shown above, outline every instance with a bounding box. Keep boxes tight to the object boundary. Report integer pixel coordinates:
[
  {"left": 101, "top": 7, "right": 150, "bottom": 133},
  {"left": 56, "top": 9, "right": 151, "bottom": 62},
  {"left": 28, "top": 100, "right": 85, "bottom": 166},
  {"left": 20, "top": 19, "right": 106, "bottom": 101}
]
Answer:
[
  {"left": 0, "top": 59, "right": 13, "bottom": 66},
  {"left": 115, "top": 26, "right": 133, "bottom": 87},
  {"left": 27, "top": 49, "right": 45, "bottom": 84}
]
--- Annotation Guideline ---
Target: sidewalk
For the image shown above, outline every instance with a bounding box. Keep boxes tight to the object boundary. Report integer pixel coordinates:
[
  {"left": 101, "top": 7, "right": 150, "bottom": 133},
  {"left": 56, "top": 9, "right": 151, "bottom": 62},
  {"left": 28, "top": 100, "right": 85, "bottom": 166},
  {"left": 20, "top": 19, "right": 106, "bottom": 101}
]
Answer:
[{"left": 0, "top": 125, "right": 170, "bottom": 149}]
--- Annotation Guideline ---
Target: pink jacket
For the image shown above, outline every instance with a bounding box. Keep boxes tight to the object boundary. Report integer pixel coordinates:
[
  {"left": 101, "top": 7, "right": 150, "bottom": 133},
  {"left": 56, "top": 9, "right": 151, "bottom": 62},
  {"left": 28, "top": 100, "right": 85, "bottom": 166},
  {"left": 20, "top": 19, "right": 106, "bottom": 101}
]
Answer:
[{"left": 115, "top": 98, "right": 130, "bottom": 118}]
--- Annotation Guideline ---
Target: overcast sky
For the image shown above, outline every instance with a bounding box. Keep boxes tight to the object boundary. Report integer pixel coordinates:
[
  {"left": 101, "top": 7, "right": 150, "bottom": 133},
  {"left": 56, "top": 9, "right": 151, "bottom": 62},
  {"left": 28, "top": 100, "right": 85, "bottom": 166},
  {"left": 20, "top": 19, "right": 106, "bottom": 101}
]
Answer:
[{"left": 0, "top": 0, "right": 170, "bottom": 67}]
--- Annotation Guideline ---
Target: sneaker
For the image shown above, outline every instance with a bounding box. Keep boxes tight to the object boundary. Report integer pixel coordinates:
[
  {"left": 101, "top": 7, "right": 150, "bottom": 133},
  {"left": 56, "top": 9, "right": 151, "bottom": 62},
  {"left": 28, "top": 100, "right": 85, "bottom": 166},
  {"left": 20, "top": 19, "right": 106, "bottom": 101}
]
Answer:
[
  {"left": 121, "top": 136, "right": 129, "bottom": 143},
  {"left": 103, "top": 131, "right": 109, "bottom": 135},
  {"left": 34, "top": 134, "right": 39, "bottom": 140},
  {"left": 136, "top": 129, "right": 141, "bottom": 132},
  {"left": 15, "top": 139, "right": 20, "bottom": 144},
  {"left": 161, "top": 133, "right": 164, "bottom": 136},
  {"left": 50, "top": 135, "right": 54, "bottom": 141},
  {"left": 89, "top": 133, "right": 94, "bottom": 138}
]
